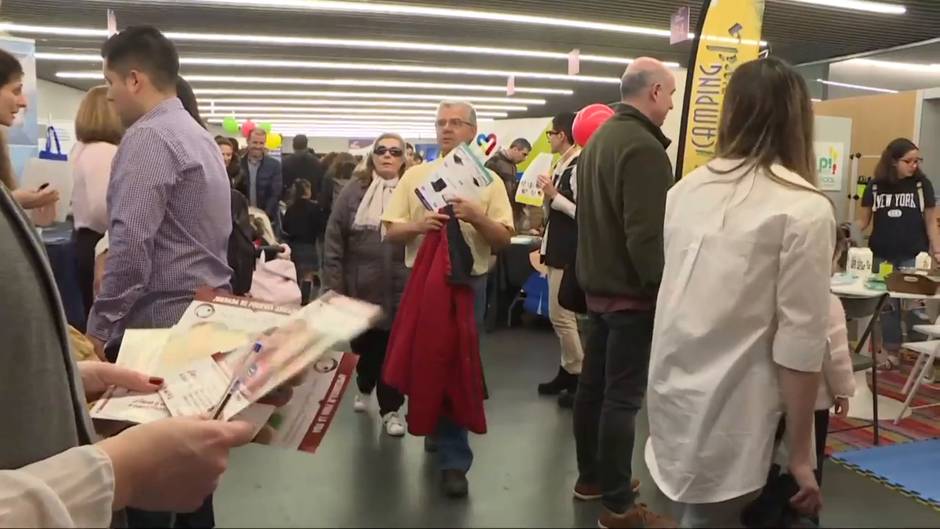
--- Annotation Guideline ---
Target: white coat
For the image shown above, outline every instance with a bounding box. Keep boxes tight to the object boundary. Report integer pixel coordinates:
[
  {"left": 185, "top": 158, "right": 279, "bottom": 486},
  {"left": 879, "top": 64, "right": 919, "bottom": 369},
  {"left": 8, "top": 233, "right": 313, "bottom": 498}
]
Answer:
[{"left": 645, "top": 158, "right": 835, "bottom": 504}]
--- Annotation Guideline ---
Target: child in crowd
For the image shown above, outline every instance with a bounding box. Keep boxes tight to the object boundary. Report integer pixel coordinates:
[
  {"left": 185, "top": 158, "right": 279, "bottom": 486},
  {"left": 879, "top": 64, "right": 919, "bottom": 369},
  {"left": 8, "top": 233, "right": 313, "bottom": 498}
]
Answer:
[
  {"left": 817, "top": 224, "right": 856, "bottom": 485},
  {"left": 282, "top": 179, "right": 326, "bottom": 303}
]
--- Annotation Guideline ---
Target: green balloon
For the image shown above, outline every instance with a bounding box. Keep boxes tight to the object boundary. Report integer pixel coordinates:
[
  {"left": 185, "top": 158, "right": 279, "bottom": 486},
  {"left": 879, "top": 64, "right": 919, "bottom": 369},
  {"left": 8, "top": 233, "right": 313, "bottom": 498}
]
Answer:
[
  {"left": 222, "top": 116, "right": 239, "bottom": 134},
  {"left": 259, "top": 122, "right": 273, "bottom": 133}
]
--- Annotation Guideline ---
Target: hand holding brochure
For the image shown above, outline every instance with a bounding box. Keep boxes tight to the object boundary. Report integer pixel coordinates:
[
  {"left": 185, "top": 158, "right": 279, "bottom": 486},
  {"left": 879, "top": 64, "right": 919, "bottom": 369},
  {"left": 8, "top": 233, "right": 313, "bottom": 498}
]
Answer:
[{"left": 414, "top": 143, "right": 494, "bottom": 212}]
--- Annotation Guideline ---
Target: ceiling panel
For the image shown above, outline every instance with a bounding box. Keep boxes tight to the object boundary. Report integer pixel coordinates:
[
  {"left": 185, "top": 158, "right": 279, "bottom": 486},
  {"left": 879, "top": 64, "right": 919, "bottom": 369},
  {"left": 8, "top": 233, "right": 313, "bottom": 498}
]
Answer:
[{"left": 3, "top": 0, "right": 938, "bottom": 126}]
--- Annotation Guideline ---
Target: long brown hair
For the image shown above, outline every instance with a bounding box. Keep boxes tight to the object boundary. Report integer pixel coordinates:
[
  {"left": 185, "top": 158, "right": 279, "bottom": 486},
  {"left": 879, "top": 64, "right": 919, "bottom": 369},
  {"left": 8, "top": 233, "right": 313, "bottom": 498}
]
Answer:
[
  {"left": 0, "top": 48, "right": 24, "bottom": 190},
  {"left": 354, "top": 132, "right": 409, "bottom": 185},
  {"left": 874, "top": 138, "right": 923, "bottom": 185},
  {"left": 712, "top": 57, "right": 818, "bottom": 191}
]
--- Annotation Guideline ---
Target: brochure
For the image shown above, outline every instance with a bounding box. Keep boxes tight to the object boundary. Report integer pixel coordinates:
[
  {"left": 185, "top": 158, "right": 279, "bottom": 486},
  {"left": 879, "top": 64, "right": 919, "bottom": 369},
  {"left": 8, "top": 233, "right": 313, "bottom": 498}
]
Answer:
[
  {"left": 90, "top": 289, "right": 379, "bottom": 453},
  {"left": 414, "top": 143, "right": 493, "bottom": 212}
]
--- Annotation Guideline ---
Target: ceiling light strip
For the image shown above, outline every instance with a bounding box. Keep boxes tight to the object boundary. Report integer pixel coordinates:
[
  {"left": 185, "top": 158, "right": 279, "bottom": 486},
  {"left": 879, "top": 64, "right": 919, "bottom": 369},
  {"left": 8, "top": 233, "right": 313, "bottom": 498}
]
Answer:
[
  {"left": 203, "top": 99, "right": 527, "bottom": 111},
  {"left": 55, "top": 71, "right": 573, "bottom": 95},
  {"left": 786, "top": 0, "right": 906, "bottom": 15},
  {"left": 844, "top": 58, "right": 940, "bottom": 73},
  {"left": 194, "top": 89, "right": 546, "bottom": 105},
  {"left": 201, "top": 106, "right": 507, "bottom": 117},
  {"left": 37, "top": 52, "right": 618, "bottom": 84},
  {"left": 126, "top": 0, "right": 675, "bottom": 38},
  {"left": 816, "top": 78, "right": 898, "bottom": 93},
  {"left": 1, "top": 22, "right": 679, "bottom": 67}
]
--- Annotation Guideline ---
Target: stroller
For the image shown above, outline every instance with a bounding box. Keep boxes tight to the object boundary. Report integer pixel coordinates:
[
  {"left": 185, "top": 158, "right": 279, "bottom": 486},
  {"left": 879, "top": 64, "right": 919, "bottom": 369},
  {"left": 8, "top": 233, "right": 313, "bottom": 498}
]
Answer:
[{"left": 228, "top": 191, "right": 302, "bottom": 306}]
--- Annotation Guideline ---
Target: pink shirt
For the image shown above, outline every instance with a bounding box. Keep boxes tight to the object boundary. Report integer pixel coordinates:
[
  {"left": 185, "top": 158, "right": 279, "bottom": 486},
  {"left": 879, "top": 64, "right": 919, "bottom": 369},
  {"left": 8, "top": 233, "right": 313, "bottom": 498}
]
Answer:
[{"left": 70, "top": 141, "right": 117, "bottom": 234}]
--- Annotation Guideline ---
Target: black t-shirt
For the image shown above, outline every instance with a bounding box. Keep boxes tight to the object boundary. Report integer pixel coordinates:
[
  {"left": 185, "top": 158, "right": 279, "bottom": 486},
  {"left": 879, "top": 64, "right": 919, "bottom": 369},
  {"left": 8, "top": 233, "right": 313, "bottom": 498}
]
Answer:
[{"left": 862, "top": 175, "right": 936, "bottom": 261}]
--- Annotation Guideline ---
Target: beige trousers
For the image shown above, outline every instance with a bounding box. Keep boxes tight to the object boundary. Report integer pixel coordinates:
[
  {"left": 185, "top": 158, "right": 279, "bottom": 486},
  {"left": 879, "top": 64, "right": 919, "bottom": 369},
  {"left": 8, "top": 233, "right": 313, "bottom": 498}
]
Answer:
[{"left": 547, "top": 266, "right": 583, "bottom": 374}]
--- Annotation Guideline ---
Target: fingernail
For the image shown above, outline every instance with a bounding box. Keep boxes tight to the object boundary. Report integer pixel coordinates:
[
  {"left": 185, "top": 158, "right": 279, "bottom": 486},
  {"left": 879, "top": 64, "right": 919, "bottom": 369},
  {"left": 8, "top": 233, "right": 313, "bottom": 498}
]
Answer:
[{"left": 149, "top": 376, "right": 164, "bottom": 386}]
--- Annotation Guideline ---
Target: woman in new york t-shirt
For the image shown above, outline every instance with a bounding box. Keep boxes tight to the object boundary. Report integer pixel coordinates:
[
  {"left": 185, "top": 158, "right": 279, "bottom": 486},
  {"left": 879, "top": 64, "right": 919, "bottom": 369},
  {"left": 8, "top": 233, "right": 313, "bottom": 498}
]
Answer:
[{"left": 859, "top": 137, "right": 940, "bottom": 368}]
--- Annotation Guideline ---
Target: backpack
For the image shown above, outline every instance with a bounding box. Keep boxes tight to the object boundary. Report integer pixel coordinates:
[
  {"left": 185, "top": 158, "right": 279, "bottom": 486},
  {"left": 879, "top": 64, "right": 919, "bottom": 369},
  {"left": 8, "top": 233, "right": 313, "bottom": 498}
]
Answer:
[{"left": 228, "top": 190, "right": 256, "bottom": 295}]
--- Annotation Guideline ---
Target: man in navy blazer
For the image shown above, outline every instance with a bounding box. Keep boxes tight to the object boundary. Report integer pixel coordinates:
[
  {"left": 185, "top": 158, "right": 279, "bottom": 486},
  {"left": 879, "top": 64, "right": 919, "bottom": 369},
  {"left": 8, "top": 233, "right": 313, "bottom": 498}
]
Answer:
[{"left": 239, "top": 128, "right": 283, "bottom": 229}]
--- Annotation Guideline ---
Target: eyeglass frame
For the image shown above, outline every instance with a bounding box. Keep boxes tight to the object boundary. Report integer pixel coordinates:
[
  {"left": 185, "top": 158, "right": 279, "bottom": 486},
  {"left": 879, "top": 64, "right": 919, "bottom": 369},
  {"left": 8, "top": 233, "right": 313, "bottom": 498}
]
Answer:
[{"left": 435, "top": 118, "right": 475, "bottom": 129}]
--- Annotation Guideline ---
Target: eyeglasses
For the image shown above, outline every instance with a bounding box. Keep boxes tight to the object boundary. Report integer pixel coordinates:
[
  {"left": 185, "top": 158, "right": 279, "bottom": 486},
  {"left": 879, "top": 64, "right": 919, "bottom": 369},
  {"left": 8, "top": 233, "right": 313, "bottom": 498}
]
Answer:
[
  {"left": 900, "top": 157, "right": 924, "bottom": 165},
  {"left": 545, "top": 130, "right": 561, "bottom": 137},
  {"left": 435, "top": 118, "right": 473, "bottom": 129},
  {"left": 373, "top": 146, "right": 404, "bottom": 157}
]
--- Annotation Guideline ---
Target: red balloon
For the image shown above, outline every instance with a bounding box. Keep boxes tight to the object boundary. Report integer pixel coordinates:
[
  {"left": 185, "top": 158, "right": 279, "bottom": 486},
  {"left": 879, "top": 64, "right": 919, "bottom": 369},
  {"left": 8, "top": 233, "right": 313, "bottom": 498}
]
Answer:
[
  {"left": 241, "top": 120, "right": 256, "bottom": 138},
  {"left": 572, "top": 104, "right": 615, "bottom": 147}
]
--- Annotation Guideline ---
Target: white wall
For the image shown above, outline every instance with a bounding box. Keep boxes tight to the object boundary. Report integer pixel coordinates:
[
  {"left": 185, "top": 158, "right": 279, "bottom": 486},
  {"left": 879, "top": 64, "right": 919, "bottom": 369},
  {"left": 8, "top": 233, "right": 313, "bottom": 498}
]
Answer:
[{"left": 36, "top": 79, "right": 86, "bottom": 124}]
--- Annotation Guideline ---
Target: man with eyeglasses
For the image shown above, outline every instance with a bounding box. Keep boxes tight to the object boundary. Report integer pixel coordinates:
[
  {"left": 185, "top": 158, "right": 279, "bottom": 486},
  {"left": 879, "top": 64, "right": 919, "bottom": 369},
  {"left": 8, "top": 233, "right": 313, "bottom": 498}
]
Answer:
[
  {"left": 383, "top": 101, "right": 514, "bottom": 499},
  {"left": 485, "top": 137, "right": 532, "bottom": 229}
]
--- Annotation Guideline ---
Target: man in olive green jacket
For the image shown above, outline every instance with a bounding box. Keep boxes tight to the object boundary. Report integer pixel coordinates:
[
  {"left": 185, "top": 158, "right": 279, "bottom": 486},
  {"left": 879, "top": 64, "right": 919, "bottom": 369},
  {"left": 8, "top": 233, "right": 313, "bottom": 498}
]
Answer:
[{"left": 572, "top": 57, "right": 677, "bottom": 529}]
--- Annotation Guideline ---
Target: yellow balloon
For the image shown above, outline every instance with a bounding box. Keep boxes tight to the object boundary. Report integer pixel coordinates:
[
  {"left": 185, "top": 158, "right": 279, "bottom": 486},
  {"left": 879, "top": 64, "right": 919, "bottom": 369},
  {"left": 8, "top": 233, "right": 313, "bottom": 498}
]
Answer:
[{"left": 265, "top": 133, "right": 282, "bottom": 150}]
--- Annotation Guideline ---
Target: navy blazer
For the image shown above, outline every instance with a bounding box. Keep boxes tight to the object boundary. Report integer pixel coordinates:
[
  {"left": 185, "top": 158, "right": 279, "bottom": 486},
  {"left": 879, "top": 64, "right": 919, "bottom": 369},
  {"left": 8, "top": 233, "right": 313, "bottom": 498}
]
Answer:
[{"left": 238, "top": 154, "right": 283, "bottom": 222}]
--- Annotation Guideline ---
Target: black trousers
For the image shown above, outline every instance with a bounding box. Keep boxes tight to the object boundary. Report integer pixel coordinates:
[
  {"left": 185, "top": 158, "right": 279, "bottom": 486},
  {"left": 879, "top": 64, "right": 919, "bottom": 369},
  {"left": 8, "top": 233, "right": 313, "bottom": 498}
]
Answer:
[
  {"left": 126, "top": 495, "right": 214, "bottom": 528},
  {"left": 73, "top": 227, "right": 104, "bottom": 321},
  {"left": 573, "top": 310, "right": 654, "bottom": 514},
  {"left": 351, "top": 329, "right": 404, "bottom": 416}
]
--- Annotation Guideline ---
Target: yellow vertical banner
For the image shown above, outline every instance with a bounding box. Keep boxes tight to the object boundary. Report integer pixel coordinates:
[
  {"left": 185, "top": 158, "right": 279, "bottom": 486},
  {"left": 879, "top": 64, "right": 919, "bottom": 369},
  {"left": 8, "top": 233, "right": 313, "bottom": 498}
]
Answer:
[{"left": 676, "top": 0, "right": 766, "bottom": 178}]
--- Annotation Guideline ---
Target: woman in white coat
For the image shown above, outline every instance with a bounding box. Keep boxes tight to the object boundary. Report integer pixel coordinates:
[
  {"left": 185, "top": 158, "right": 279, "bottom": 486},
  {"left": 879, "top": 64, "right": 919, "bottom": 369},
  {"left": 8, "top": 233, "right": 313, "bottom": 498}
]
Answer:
[{"left": 645, "top": 57, "right": 834, "bottom": 528}]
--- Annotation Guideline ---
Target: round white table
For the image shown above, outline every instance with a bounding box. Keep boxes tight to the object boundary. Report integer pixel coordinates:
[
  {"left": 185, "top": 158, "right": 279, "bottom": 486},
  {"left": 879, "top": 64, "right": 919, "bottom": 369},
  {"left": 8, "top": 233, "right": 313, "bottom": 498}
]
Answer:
[{"left": 830, "top": 279, "right": 929, "bottom": 428}]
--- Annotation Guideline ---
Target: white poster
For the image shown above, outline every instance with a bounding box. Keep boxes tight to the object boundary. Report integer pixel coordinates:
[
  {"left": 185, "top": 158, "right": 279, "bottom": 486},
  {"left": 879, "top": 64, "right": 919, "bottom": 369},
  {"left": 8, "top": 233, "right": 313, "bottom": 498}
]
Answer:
[{"left": 815, "top": 141, "right": 845, "bottom": 192}]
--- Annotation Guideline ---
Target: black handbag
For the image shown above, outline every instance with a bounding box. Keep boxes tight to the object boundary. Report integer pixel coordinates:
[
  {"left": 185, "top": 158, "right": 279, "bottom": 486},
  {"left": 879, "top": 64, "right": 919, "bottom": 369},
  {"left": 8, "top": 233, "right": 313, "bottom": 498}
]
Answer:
[{"left": 558, "top": 261, "right": 587, "bottom": 314}]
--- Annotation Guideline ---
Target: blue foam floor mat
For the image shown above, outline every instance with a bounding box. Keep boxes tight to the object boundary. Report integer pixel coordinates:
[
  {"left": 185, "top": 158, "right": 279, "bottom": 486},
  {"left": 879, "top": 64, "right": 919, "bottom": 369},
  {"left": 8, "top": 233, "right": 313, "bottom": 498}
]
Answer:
[{"left": 833, "top": 438, "right": 940, "bottom": 508}]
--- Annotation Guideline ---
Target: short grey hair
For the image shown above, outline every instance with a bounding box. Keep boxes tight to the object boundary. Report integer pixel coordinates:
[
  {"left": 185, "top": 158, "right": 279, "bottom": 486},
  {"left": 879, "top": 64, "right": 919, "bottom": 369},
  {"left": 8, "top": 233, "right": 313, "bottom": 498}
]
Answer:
[
  {"left": 620, "top": 69, "right": 652, "bottom": 100},
  {"left": 437, "top": 100, "right": 477, "bottom": 126}
]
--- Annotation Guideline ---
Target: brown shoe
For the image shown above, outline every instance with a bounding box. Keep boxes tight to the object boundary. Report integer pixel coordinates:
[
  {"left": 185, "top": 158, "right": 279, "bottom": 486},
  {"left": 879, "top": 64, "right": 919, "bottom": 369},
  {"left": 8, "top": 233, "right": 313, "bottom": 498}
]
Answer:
[
  {"left": 573, "top": 479, "right": 641, "bottom": 501},
  {"left": 597, "top": 503, "right": 676, "bottom": 529}
]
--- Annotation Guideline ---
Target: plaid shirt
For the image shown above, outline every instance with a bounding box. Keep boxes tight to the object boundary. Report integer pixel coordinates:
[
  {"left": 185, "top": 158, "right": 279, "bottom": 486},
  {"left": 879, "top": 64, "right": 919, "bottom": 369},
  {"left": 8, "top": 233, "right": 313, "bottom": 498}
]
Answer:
[{"left": 87, "top": 98, "right": 232, "bottom": 344}]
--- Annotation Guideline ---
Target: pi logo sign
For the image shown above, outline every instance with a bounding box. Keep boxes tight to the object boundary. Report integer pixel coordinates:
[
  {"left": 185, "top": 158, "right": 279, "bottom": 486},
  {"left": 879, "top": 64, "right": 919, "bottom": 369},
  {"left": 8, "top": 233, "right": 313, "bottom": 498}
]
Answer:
[
  {"left": 814, "top": 142, "right": 845, "bottom": 192},
  {"left": 818, "top": 145, "right": 839, "bottom": 176}
]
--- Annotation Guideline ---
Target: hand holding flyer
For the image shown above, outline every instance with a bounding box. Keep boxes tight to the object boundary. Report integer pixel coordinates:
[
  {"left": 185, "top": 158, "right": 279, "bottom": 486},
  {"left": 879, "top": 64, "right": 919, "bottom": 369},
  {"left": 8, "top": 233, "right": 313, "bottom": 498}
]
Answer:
[{"left": 415, "top": 143, "right": 493, "bottom": 212}]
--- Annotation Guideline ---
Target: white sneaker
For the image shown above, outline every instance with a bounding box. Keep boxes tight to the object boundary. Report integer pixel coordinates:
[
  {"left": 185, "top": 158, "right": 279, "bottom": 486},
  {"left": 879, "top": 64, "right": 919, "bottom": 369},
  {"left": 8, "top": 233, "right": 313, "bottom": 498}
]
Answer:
[
  {"left": 353, "top": 393, "right": 369, "bottom": 413},
  {"left": 382, "top": 411, "right": 406, "bottom": 437}
]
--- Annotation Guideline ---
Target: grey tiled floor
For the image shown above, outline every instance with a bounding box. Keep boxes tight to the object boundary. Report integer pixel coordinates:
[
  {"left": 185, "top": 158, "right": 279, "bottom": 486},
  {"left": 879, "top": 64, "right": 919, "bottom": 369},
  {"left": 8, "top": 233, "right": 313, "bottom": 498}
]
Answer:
[{"left": 216, "top": 326, "right": 940, "bottom": 527}]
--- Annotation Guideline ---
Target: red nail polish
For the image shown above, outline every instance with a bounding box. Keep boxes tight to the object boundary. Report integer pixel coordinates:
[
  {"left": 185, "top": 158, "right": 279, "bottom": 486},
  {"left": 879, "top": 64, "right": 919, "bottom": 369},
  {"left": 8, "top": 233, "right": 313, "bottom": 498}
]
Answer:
[{"left": 149, "top": 377, "right": 164, "bottom": 385}]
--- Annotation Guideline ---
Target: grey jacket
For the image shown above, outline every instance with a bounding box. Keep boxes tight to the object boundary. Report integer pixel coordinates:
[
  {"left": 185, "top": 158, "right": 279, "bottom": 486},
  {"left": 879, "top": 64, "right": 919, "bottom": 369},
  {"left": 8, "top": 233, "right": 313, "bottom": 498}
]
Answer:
[
  {"left": 323, "top": 178, "right": 410, "bottom": 329},
  {"left": 0, "top": 185, "right": 95, "bottom": 469}
]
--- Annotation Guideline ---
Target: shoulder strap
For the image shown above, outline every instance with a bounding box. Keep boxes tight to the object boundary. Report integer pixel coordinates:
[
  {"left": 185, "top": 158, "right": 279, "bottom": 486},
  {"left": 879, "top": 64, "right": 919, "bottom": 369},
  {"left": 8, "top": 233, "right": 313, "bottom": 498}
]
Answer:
[
  {"left": 918, "top": 180, "right": 925, "bottom": 214},
  {"left": 872, "top": 182, "right": 879, "bottom": 212}
]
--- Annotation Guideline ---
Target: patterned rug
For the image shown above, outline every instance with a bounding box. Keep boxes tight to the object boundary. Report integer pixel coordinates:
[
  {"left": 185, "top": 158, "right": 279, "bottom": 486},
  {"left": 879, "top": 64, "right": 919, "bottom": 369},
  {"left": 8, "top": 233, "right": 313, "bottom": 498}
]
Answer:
[{"left": 827, "top": 361, "right": 940, "bottom": 455}]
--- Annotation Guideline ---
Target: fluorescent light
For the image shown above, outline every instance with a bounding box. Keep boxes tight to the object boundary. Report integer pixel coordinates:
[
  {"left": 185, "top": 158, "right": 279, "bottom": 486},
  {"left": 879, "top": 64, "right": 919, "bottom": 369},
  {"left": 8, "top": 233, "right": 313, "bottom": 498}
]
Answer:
[
  {"left": 816, "top": 78, "right": 898, "bottom": 94},
  {"left": 207, "top": 114, "right": 441, "bottom": 122},
  {"left": 787, "top": 0, "right": 906, "bottom": 15},
  {"left": 6, "top": 23, "right": 672, "bottom": 68},
  {"left": 38, "top": 52, "right": 618, "bottom": 84},
  {"left": 56, "top": 71, "right": 573, "bottom": 95},
  {"left": 194, "top": 89, "right": 546, "bottom": 105},
  {"left": 844, "top": 58, "right": 940, "bottom": 73},
  {"left": 201, "top": 106, "right": 508, "bottom": 117},
  {"left": 811, "top": 98, "right": 822, "bottom": 102},
  {"left": 130, "top": 0, "right": 675, "bottom": 38},
  {"left": 203, "top": 99, "right": 527, "bottom": 111}
]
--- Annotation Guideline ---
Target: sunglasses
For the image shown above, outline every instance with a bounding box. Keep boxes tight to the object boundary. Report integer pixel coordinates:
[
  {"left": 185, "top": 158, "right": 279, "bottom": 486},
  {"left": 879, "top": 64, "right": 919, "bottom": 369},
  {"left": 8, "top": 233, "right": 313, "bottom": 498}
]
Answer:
[{"left": 373, "top": 146, "right": 404, "bottom": 157}]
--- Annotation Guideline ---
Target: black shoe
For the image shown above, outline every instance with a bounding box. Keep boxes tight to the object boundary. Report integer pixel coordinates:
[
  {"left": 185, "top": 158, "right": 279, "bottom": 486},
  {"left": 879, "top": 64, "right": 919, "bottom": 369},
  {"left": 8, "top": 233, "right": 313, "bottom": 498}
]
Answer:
[
  {"left": 558, "top": 390, "right": 575, "bottom": 409},
  {"left": 441, "top": 469, "right": 469, "bottom": 498},
  {"left": 538, "top": 366, "right": 577, "bottom": 395},
  {"left": 424, "top": 436, "right": 437, "bottom": 453}
]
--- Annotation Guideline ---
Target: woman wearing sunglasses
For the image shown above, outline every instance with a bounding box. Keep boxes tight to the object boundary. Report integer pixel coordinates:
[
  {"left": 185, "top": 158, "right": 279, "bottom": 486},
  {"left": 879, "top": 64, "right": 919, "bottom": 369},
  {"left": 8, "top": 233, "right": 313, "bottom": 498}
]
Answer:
[
  {"left": 323, "top": 133, "right": 410, "bottom": 436},
  {"left": 858, "top": 138, "right": 940, "bottom": 370}
]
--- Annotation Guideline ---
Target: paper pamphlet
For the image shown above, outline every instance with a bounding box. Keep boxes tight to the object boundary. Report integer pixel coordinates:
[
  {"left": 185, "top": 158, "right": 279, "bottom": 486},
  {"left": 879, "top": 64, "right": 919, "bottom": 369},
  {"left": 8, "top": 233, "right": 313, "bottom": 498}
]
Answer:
[
  {"left": 515, "top": 153, "right": 554, "bottom": 207},
  {"left": 414, "top": 143, "right": 494, "bottom": 212},
  {"left": 90, "top": 289, "right": 376, "bottom": 453}
]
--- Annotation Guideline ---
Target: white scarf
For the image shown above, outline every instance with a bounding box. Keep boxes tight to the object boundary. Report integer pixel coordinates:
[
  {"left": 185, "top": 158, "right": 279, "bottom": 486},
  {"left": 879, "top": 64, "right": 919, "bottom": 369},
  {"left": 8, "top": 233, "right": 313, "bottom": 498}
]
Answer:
[{"left": 353, "top": 172, "right": 400, "bottom": 235}]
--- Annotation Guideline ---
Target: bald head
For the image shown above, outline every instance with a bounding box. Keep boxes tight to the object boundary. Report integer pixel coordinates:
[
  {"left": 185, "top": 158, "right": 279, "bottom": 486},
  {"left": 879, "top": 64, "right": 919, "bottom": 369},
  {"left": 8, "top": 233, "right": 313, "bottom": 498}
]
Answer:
[
  {"left": 619, "top": 57, "right": 676, "bottom": 127},
  {"left": 620, "top": 57, "right": 671, "bottom": 100}
]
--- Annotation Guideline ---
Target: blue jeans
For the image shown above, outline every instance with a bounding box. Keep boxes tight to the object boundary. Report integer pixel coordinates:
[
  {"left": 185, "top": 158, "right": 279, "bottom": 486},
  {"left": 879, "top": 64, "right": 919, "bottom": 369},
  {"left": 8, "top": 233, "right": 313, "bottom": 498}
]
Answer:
[
  {"left": 434, "top": 274, "right": 487, "bottom": 472},
  {"left": 877, "top": 258, "right": 918, "bottom": 351}
]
